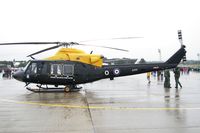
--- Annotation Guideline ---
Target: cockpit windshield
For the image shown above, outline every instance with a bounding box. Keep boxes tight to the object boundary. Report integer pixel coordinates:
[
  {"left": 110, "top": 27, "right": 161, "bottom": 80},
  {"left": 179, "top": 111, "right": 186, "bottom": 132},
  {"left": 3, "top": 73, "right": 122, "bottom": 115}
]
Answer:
[
  {"left": 23, "top": 61, "right": 31, "bottom": 71},
  {"left": 25, "top": 62, "right": 37, "bottom": 74}
]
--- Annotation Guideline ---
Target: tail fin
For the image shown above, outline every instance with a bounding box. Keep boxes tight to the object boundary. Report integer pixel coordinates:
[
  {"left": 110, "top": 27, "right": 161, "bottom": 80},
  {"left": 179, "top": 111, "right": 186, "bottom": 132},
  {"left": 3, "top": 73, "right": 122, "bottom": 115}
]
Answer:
[{"left": 165, "top": 45, "right": 186, "bottom": 64}]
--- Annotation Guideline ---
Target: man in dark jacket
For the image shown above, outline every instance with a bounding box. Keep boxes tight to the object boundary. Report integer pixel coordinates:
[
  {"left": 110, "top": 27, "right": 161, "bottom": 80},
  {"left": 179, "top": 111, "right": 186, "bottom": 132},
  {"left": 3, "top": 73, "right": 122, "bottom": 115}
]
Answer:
[
  {"left": 164, "top": 69, "right": 171, "bottom": 88},
  {"left": 173, "top": 67, "right": 182, "bottom": 88}
]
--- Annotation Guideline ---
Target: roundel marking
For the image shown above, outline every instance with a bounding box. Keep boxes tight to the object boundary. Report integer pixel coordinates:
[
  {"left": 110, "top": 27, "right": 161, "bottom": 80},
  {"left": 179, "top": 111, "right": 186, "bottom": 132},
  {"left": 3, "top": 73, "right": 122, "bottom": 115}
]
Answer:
[
  {"left": 113, "top": 68, "right": 120, "bottom": 75},
  {"left": 104, "top": 70, "right": 109, "bottom": 76}
]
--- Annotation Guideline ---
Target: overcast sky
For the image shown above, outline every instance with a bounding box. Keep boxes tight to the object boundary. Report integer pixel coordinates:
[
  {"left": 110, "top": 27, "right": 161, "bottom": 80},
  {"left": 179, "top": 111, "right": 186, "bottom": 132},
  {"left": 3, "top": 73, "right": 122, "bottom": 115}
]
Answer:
[{"left": 0, "top": 0, "right": 200, "bottom": 61}]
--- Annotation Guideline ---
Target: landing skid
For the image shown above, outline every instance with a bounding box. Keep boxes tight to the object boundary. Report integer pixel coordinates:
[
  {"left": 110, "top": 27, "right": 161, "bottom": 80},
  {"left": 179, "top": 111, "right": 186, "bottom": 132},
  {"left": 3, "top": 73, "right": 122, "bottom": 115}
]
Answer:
[
  {"left": 26, "top": 85, "right": 82, "bottom": 93},
  {"left": 26, "top": 87, "right": 65, "bottom": 93}
]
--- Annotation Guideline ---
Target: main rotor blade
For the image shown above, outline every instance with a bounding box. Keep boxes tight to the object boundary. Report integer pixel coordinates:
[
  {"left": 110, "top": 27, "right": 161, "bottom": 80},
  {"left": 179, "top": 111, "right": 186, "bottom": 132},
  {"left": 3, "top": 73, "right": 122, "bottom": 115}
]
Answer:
[
  {"left": 27, "top": 44, "right": 63, "bottom": 57},
  {"left": 79, "top": 37, "right": 143, "bottom": 43},
  {"left": 26, "top": 42, "right": 78, "bottom": 57},
  {"left": 79, "top": 43, "right": 128, "bottom": 52},
  {"left": 0, "top": 42, "right": 60, "bottom": 45},
  {"left": 0, "top": 41, "right": 129, "bottom": 57},
  {"left": 111, "top": 37, "right": 143, "bottom": 40}
]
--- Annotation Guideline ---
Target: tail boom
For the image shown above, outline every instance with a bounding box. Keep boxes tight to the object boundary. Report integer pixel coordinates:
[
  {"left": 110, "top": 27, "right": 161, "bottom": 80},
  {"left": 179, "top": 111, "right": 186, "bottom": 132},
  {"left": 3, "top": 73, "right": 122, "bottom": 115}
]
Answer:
[
  {"left": 165, "top": 45, "right": 186, "bottom": 64},
  {"left": 102, "top": 45, "right": 186, "bottom": 79}
]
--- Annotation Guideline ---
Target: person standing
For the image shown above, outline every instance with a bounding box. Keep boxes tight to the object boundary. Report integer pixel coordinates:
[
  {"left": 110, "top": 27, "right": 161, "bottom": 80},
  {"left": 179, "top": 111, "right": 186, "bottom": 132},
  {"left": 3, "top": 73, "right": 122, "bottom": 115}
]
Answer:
[
  {"left": 164, "top": 69, "right": 171, "bottom": 88},
  {"left": 173, "top": 67, "right": 182, "bottom": 88},
  {"left": 161, "top": 71, "right": 164, "bottom": 81},
  {"left": 157, "top": 70, "right": 161, "bottom": 81},
  {"left": 147, "top": 72, "right": 151, "bottom": 84},
  {"left": 0, "top": 70, "right": 2, "bottom": 79}
]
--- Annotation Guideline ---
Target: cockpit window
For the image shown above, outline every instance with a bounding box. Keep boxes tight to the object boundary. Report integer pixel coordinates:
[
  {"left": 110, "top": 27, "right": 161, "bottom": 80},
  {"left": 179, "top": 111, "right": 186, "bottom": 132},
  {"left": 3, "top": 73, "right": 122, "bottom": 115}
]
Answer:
[
  {"left": 23, "top": 61, "right": 31, "bottom": 71},
  {"left": 26, "top": 62, "right": 37, "bottom": 74}
]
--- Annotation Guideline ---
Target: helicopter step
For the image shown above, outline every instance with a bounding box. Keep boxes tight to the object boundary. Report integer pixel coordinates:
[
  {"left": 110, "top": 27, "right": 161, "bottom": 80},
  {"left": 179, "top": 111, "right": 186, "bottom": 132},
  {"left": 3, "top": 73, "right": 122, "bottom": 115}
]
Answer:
[{"left": 26, "top": 85, "right": 82, "bottom": 93}]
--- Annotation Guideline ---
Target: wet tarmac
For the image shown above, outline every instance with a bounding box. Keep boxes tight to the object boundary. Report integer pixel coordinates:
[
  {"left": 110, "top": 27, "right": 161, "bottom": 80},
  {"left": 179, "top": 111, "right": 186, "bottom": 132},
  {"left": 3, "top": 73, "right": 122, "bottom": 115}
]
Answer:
[{"left": 0, "top": 72, "right": 200, "bottom": 133}]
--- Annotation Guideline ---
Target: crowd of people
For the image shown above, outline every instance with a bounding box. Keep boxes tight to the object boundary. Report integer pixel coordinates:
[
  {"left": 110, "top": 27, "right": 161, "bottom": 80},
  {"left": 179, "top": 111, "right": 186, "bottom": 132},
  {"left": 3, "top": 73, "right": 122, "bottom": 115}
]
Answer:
[
  {"left": 147, "top": 67, "right": 185, "bottom": 89},
  {"left": 0, "top": 68, "right": 14, "bottom": 79}
]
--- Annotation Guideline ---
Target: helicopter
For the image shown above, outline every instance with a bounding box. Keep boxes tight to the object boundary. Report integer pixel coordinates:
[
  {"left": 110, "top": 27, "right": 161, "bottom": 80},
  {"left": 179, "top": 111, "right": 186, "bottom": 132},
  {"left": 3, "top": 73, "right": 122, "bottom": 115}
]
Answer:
[{"left": 0, "top": 38, "right": 186, "bottom": 92}]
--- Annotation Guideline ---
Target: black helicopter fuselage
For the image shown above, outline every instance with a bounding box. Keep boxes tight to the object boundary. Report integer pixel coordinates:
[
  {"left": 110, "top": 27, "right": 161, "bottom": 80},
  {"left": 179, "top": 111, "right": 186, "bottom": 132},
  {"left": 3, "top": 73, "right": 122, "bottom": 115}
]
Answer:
[
  {"left": 19, "top": 60, "right": 105, "bottom": 85},
  {"left": 14, "top": 60, "right": 173, "bottom": 85},
  {"left": 13, "top": 45, "right": 186, "bottom": 86}
]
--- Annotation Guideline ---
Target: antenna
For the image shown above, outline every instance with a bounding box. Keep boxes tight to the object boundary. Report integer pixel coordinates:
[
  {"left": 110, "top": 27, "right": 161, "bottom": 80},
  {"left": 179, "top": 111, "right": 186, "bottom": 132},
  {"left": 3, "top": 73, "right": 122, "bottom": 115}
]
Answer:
[{"left": 158, "top": 49, "right": 161, "bottom": 61}]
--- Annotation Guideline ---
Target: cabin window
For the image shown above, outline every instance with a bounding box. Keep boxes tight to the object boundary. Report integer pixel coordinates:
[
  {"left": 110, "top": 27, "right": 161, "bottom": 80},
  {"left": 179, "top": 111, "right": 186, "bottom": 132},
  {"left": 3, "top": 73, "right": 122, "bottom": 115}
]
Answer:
[
  {"left": 52, "top": 64, "right": 57, "bottom": 75},
  {"left": 51, "top": 64, "right": 62, "bottom": 75},
  {"left": 63, "top": 65, "right": 73, "bottom": 76},
  {"left": 57, "top": 65, "right": 62, "bottom": 75},
  {"left": 50, "top": 64, "right": 74, "bottom": 76}
]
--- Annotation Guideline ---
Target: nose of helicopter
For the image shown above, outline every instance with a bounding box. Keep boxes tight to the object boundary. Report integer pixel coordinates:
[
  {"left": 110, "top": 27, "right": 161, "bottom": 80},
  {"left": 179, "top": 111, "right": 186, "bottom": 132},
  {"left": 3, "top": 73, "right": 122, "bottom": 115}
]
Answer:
[{"left": 13, "top": 70, "right": 24, "bottom": 81}]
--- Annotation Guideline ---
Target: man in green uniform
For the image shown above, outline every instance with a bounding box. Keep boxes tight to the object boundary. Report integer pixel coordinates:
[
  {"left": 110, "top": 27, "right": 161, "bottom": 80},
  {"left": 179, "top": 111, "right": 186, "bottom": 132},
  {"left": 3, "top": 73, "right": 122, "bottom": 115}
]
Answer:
[
  {"left": 173, "top": 67, "right": 182, "bottom": 88},
  {"left": 164, "top": 69, "right": 171, "bottom": 88}
]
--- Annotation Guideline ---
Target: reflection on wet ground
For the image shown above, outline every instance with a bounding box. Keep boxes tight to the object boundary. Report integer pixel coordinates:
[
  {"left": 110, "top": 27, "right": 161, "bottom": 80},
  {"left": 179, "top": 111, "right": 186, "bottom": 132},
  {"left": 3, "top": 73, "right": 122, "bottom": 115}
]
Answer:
[{"left": 0, "top": 72, "right": 200, "bottom": 133}]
